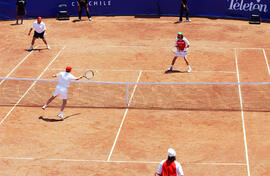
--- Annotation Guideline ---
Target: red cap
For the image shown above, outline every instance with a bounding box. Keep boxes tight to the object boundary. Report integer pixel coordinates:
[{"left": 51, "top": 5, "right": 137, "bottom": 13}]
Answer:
[
  {"left": 37, "top": 17, "right": 42, "bottom": 20},
  {"left": 66, "top": 66, "right": 72, "bottom": 72}
]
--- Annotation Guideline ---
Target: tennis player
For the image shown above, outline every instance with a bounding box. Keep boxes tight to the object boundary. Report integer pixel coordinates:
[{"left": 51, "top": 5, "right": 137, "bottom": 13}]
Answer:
[
  {"left": 155, "top": 148, "right": 184, "bottom": 176},
  {"left": 28, "top": 17, "right": 50, "bottom": 51},
  {"left": 42, "top": 66, "right": 83, "bottom": 120},
  {"left": 78, "top": 0, "right": 91, "bottom": 21},
  {"left": 16, "top": 0, "right": 26, "bottom": 24},
  {"left": 168, "top": 32, "right": 191, "bottom": 72}
]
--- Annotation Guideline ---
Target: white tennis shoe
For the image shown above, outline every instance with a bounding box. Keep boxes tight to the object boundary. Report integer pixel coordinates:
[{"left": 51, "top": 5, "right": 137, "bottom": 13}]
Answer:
[
  {"left": 42, "top": 105, "right": 47, "bottom": 110},
  {"left": 187, "top": 65, "right": 191, "bottom": 73},
  {"left": 47, "top": 45, "right": 51, "bottom": 50},
  {"left": 57, "top": 113, "right": 64, "bottom": 120},
  {"left": 29, "top": 46, "right": 33, "bottom": 51}
]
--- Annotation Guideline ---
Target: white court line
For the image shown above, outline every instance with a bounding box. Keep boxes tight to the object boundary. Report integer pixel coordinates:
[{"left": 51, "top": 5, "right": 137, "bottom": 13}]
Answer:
[
  {"left": 107, "top": 71, "right": 142, "bottom": 161},
  {"left": 262, "top": 49, "right": 270, "bottom": 75},
  {"left": 0, "top": 46, "right": 66, "bottom": 126},
  {"left": 50, "top": 68, "right": 236, "bottom": 74},
  {"left": 191, "top": 70, "right": 236, "bottom": 74},
  {"left": 0, "top": 45, "right": 39, "bottom": 86},
  {"left": 0, "top": 156, "right": 247, "bottom": 166},
  {"left": 0, "top": 156, "right": 35, "bottom": 160},
  {"left": 236, "top": 48, "right": 263, "bottom": 50},
  {"left": 234, "top": 49, "right": 251, "bottom": 176}
]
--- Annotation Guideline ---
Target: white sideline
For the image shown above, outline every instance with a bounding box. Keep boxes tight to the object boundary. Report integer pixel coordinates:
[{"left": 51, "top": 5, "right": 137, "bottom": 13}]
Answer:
[
  {"left": 107, "top": 71, "right": 142, "bottom": 161},
  {"left": 262, "top": 49, "right": 270, "bottom": 75},
  {"left": 0, "top": 45, "right": 39, "bottom": 86},
  {"left": 234, "top": 49, "right": 251, "bottom": 176},
  {"left": 0, "top": 46, "right": 66, "bottom": 126}
]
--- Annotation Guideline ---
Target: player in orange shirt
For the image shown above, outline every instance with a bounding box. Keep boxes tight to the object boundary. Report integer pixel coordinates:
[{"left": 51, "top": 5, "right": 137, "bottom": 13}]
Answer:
[
  {"left": 167, "top": 32, "right": 191, "bottom": 73},
  {"left": 155, "top": 148, "right": 184, "bottom": 176}
]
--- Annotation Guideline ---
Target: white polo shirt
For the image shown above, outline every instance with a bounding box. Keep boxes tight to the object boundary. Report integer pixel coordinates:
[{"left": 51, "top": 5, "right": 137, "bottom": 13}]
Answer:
[
  {"left": 32, "top": 21, "right": 46, "bottom": 33},
  {"left": 56, "top": 72, "right": 77, "bottom": 88}
]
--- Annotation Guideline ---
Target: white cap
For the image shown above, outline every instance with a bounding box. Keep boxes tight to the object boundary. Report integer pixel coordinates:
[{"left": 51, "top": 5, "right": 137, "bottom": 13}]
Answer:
[{"left": 168, "top": 148, "right": 176, "bottom": 157}]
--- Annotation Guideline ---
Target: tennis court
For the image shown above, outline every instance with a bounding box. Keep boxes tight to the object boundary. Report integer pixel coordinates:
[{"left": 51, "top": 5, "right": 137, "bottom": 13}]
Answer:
[{"left": 0, "top": 16, "right": 270, "bottom": 176}]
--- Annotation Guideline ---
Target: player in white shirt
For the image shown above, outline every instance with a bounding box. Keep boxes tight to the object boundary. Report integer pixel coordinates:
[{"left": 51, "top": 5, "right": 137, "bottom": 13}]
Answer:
[
  {"left": 28, "top": 17, "right": 50, "bottom": 51},
  {"left": 42, "top": 66, "right": 83, "bottom": 120},
  {"left": 167, "top": 32, "right": 191, "bottom": 73}
]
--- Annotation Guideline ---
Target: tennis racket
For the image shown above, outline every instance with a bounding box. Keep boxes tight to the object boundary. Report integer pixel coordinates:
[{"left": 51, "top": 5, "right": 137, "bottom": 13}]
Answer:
[
  {"left": 171, "top": 46, "right": 178, "bottom": 53},
  {"left": 171, "top": 47, "right": 188, "bottom": 53},
  {"left": 82, "top": 69, "right": 94, "bottom": 80}
]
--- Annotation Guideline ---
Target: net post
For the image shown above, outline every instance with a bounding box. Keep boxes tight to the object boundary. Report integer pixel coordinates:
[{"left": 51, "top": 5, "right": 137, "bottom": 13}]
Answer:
[{"left": 126, "top": 84, "right": 129, "bottom": 106}]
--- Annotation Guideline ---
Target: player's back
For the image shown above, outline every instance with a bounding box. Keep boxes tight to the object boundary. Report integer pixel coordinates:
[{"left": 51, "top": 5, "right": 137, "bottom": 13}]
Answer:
[{"left": 57, "top": 72, "right": 76, "bottom": 88}]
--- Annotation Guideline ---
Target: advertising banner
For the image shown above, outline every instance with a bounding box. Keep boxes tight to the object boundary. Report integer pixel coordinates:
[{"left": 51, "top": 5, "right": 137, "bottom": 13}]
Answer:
[{"left": 0, "top": 0, "right": 269, "bottom": 21}]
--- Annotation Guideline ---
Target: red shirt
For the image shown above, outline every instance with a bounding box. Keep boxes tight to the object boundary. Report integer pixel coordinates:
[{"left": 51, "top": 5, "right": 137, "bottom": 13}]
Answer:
[
  {"left": 161, "top": 160, "right": 177, "bottom": 176},
  {"left": 176, "top": 39, "right": 186, "bottom": 51}
]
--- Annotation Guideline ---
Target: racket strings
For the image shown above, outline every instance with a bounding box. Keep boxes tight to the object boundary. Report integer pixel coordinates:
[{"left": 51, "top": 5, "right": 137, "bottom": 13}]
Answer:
[{"left": 84, "top": 70, "right": 94, "bottom": 79}]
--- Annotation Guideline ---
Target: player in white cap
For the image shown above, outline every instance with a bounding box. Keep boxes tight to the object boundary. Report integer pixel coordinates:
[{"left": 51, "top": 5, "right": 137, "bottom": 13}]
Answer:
[
  {"left": 155, "top": 148, "right": 184, "bottom": 176},
  {"left": 167, "top": 32, "right": 191, "bottom": 73}
]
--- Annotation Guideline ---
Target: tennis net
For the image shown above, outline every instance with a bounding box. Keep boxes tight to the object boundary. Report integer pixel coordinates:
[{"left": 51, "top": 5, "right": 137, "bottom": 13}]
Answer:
[{"left": 0, "top": 77, "right": 270, "bottom": 112}]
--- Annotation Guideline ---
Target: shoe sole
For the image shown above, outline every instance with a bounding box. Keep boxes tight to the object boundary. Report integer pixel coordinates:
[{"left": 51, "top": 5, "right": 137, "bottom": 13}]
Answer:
[{"left": 57, "top": 115, "right": 64, "bottom": 120}]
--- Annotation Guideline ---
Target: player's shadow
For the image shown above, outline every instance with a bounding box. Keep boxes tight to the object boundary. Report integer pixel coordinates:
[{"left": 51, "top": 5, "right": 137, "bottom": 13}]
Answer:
[
  {"left": 164, "top": 70, "right": 187, "bottom": 74},
  {"left": 25, "top": 48, "right": 48, "bottom": 52},
  {"left": 72, "top": 19, "right": 87, "bottom": 23},
  {"left": 10, "top": 23, "right": 22, "bottom": 26},
  {"left": 38, "top": 113, "right": 81, "bottom": 122}
]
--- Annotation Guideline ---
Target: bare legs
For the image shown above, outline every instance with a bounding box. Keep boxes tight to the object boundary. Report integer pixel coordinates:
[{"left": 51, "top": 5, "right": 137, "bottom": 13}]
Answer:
[
  {"left": 78, "top": 3, "right": 91, "bottom": 20},
  {"left": 60, "top": 99, "right": 67, "bottom": 112},
  {"left": 42, "top": 96, "right": 67, "bottom": 120},
  {"left": 168, "top": 56, "right": 191, "bottom": 72},
  {"left": 30, "top": 37, "right": 50, "bottom": 50}
]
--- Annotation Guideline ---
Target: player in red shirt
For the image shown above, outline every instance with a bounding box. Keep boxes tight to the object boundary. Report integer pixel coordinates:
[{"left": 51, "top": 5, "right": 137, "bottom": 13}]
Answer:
[
  {"left": 155, "top": 148, "right": 184, "bottom": 176},
  {"left": 167, "top": 32, "right": 191, "bottom": 73}
]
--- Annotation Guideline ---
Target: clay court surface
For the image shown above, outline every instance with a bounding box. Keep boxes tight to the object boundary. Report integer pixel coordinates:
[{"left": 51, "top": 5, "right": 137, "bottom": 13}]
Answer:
[{"left": 0, "top": 16, "right": 270, "bottom": 175}]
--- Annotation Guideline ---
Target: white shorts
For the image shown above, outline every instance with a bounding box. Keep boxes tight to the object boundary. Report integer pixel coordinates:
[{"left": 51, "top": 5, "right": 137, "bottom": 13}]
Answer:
[
  {"left": 53, "top": 86, "right": 68, "bottom": 99},
  {"left": 175, "top": 51, "right": 187, "bottom": 57}
]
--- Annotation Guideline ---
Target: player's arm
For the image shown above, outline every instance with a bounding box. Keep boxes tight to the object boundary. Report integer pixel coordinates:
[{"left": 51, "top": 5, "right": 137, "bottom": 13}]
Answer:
[
  {"left": 176, "top": 162, "right": 184, "bottom": 176},
  {"left": 175, "top": 39, "right": 180, "bottom": 51},
  {"left": 43, "top": 24, "right": 47, "bottom": 34},
  {"left": 70, "top": 74, "right": 83, "bottom": 81},
  {"left": 155, "top": 161, "right": 163, "bottom": 176},
  {"left": 74, "top": 76, "right": 83, "bottom": 80},
  {"left": 184, "top": 38, "right": 190, "bottom": 51}
]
